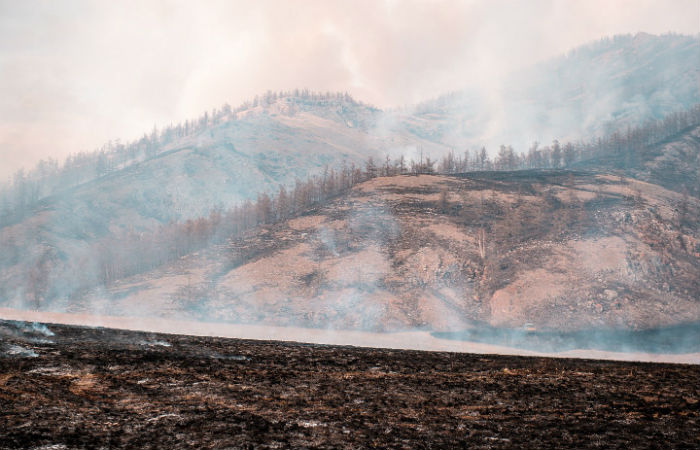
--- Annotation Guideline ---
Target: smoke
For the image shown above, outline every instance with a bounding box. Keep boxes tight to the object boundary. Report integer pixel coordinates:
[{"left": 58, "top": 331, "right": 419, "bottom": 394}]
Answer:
[
  {"left": 315, "top": 203, "right": 400, "bottom": 331},
  {"left": 433, "top": 323, "right": 700, "bottom": 356},
  {"left": 0, "top": 320, "right": 55, "bottom": 359},
  {"left": 2, "top": 1, "right": 699, "bottom": 179},
  {"left": 387, "top": 33, "right": 700, "bottom": 158},
  {"left": 1, "top": 314, "right": 697, "bottom": 364}
]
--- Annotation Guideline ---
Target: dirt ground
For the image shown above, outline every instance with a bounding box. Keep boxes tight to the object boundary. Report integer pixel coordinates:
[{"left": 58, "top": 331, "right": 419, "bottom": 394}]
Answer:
[{"left": 1, "top": 320, "right": 698, "bottom": 449}]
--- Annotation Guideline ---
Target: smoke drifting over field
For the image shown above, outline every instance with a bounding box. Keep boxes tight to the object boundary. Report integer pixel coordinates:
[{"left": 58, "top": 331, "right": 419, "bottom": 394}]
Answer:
[{"left": 1, "top": 313, "right": 698, "bottom": 364}]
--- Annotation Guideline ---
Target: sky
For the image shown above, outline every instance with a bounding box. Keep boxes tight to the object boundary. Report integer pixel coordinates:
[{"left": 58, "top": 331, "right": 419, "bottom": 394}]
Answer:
[{"left": 0, "top": 0, "right": 698, "bottom": 180}]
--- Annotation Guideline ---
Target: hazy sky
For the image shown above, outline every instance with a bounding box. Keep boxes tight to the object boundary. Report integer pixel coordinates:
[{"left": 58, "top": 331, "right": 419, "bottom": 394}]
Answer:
[{"left": 1, "top": 0, "right": 698, "bottom": 180}]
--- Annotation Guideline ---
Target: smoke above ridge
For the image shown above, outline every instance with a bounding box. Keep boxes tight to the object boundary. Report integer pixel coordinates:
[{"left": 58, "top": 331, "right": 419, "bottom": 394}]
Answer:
[{"left": 1, "top": 0, "right": 699, "bottom": 178}]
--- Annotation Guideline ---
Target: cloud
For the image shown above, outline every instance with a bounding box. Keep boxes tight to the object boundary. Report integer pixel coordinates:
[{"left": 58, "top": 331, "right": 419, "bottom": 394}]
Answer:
[{"left": 0, "top": 0, "right": 698, "bottom": 178}]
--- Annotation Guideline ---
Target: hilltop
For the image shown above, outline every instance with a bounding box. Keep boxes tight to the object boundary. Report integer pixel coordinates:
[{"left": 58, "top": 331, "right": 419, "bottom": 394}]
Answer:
[{"left": 406, "top": 33, "right": 700, "bottom": 150}]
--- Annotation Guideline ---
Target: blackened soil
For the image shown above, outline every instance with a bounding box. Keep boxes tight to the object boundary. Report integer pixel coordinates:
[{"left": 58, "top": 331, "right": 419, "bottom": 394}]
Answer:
[{"left": 1, "top": 320, "right": 698, "bottom": 449}]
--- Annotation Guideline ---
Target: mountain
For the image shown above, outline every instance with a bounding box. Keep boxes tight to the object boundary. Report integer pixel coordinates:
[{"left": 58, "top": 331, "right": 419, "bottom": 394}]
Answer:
[
  {"left": 0, "top": 95, "right": 451, "bottom": 304},
  {"left": 631, "top": 125, "right": 700, "bottom": 196},
  {"left": 0, "top": 33, "right": 698, "bottom": 325}
]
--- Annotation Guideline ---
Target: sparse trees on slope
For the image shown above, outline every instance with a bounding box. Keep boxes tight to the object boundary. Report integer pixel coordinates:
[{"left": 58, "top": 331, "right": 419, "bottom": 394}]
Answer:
[
  {"left": 365, "top": 157, "right": 377, "bottom": 179},
  {"left": 479, "top": 147, "right": 489, "bottom": 170},
  {"left": 551, "top": 140, "right": 562, "bottom": 168},
  {"left": 563, "top": 142, "right": 576, "bottom": 167}
]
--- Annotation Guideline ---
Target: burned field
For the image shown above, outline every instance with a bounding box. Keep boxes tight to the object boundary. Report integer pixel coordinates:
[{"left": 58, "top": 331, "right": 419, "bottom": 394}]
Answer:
[{"left": 1, "top": 320, "right": 698, "bottom": 449}]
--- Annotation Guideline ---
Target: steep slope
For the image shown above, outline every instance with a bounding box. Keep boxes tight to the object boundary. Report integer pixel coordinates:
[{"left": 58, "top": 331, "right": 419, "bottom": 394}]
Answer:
[
  {"left": 0, "top": 97, "right": 450, "bottom": 304},
  {"left": 568, "top": 123, "right": 700, "bottom": 197},
  {"left": 73, "top": 172, "right": 699, "bottom": 334},
  {"left": 635, "top": 125, "right": 700, "bottom": 196}
]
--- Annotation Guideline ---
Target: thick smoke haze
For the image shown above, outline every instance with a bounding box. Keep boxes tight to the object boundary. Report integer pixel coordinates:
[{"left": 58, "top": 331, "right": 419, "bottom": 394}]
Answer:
[{"left": 1, "top": 0, "right": 698, "bottom": 179}]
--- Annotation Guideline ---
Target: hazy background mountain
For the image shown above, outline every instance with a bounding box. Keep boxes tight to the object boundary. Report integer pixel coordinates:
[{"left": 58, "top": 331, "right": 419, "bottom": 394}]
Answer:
[{"left": 396, "top": 33, "right": 700, "bottom": 151}]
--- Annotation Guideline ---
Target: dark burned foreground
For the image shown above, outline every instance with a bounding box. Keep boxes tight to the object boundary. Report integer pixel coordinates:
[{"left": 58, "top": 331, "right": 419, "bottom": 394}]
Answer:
[{"left": 1, "top": 321, "right": 698, "bottom": 450}]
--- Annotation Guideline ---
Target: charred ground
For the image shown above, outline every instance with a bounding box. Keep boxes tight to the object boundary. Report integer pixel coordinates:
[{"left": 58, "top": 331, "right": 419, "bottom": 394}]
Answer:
[{"left": 0, "top": 320, "right": 698, "bottom": 450}]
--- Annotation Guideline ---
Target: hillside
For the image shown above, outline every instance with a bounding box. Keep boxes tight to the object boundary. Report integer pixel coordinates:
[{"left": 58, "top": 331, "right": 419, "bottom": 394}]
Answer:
[
  {"left": 67, "top": 171, "right": 699, "bottom": 338},
  {"left": 1, "top": 120, "right": 698, "bottom": 340},
  {"left": 0, "top": 96, "right": 449, "bottom": 306},
  {"left": 3, "top": 33, "right": 697, "bottom": 224},
  {"left": 634, "top": 125, "right": 700, "bottom": 196},
  {"left": 571, "top": 123, "right": 700, "bottom": 196},
  {"left": 0, "top": 33, "right": 698, "bottom": 331}
]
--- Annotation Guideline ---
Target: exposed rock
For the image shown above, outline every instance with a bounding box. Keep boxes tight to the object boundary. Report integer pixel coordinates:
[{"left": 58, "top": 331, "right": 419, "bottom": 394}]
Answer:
[{"left": 604, "top": 289, "right": 619, "bottom": 300}]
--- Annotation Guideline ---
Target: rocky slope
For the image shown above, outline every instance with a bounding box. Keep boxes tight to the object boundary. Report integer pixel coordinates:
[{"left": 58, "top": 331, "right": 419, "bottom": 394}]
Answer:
[{"left": 75, "top": 170, "right": 699, "bottom": 334}]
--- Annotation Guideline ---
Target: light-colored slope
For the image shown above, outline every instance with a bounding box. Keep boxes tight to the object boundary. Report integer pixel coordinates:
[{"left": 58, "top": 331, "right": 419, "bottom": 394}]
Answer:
[{"left": 71, "top": 173, "right": 699, "bottom": 336}]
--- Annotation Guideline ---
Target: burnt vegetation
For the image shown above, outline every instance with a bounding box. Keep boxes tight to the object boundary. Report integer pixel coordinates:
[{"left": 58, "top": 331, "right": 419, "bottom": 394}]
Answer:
[{"left": 0, "top": 321, "right": 698, "bottom": 450}]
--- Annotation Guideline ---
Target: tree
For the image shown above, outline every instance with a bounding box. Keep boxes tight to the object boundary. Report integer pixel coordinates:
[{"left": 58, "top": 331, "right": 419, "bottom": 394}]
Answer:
[
  {"left": 256, "top": 193, "right": 272, "bottom": 224},
  {"left": 27, "top": 248, "right": 53, "bottom": 309},
  {"left": 496, "top": 145, "right": 509, "bottom": 170},
  {"left": 423, "top": 156, "right": 435, "bottom": 174},
  {"left": 440, "top": 150, "right": 456, "bottom": 173},
  {"left": 365, "top": 157, "right": 377, "bottom": 178},
  {"left": 551, "top": 140, "right": 562, "bottom": 168},
  {"left": 506, "top": 146, "right": 517, "bottom": 170},
  {"left": 398, "top": 155, "right": 407, "bottom": 174},
  {"left": 383, "top": 155, "right": 391, "bottom": 176},
  {"left": 527, "top": 141, "right": 542, "bottom": 168},
  {"left": 676, "top": 189, "right": 691, "bottom": 229},
  {"left": 563, "top": 141, "right": 576, "bottom": 167},
  {"left": 479, "top": 147, "right": 489, "bottom": 170}
]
